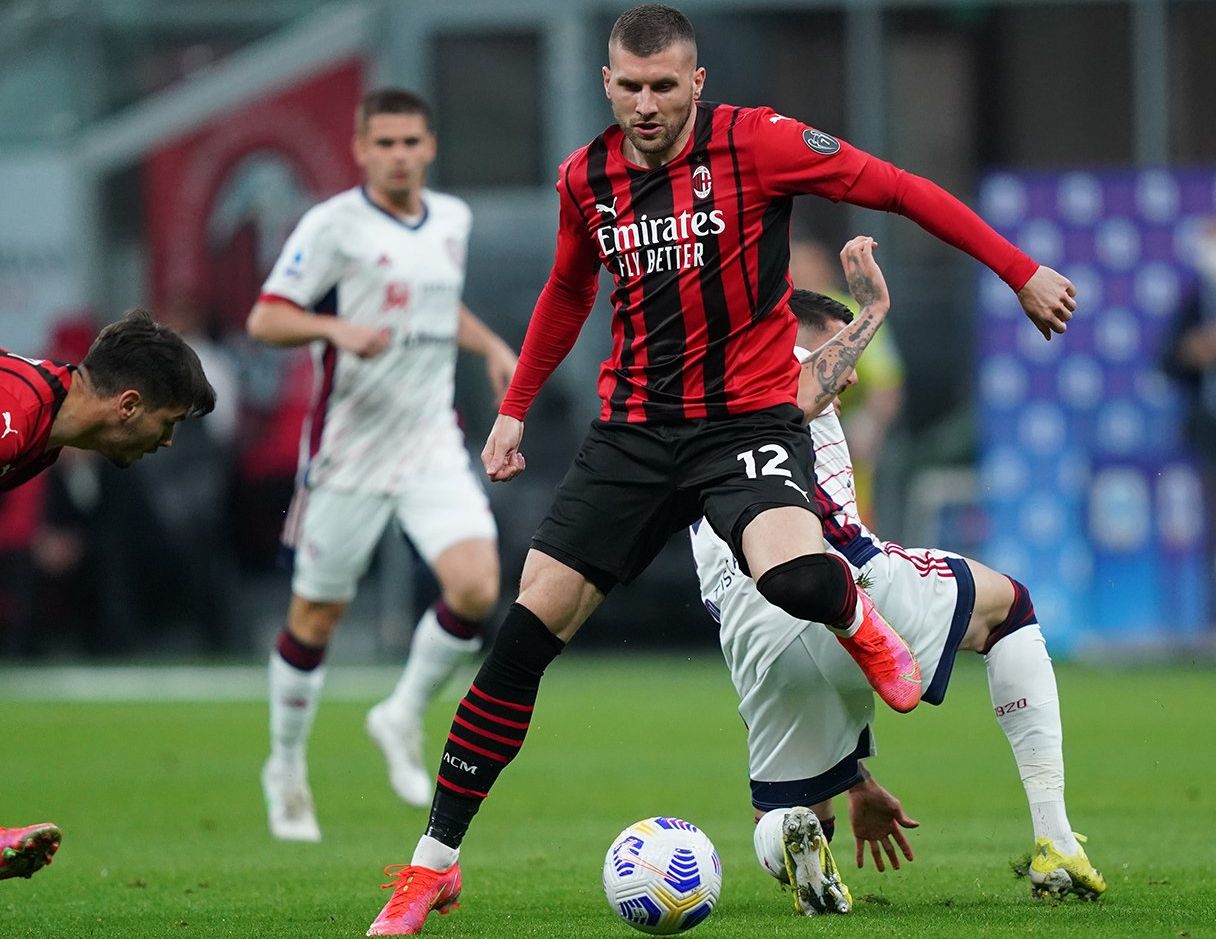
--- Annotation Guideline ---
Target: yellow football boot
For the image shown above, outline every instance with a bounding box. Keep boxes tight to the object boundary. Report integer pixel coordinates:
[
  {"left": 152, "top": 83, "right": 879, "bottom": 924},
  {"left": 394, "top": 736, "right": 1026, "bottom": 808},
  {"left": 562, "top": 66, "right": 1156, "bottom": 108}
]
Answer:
[
  {"left": 1028, "top": 832, "right": 1106, "bottom": 900},
  {"left": 781, "top": 807, "right": 852, "bottom": 915}
]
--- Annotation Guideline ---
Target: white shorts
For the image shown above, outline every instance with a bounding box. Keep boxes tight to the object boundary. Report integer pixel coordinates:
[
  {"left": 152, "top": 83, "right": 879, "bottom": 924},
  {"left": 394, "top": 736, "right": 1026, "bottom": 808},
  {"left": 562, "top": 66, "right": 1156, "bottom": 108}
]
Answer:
[
  {"left": 283, "top": 461, "right": 497, "bottom": 603},
  {"left": 738, "top": 546, "right": 975, "bottom": 811}
]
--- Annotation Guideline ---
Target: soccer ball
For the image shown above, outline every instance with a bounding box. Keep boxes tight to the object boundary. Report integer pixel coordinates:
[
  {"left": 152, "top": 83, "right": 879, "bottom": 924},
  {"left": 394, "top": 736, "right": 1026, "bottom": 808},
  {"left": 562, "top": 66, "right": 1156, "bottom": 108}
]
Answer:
[{"left": 603, "top": 817, "right": 722, "bottom": 934}]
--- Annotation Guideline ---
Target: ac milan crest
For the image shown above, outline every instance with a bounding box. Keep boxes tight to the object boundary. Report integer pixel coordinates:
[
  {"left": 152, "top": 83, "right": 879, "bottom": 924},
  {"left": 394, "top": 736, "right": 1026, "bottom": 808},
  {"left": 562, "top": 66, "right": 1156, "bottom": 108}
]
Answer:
[{"left": 692, "top": 164, "right": 712, "bottom": 200}]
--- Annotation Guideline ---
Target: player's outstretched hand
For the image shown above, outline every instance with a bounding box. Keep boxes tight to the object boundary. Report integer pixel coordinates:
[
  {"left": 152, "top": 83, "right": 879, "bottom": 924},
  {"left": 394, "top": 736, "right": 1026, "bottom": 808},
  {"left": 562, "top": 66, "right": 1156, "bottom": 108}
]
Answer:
[
  {"left": 839, "top": 236, "right": 889, "bottom": 314},
  {"left": 1017, "top": 265, "right": 1076, "bottom": 340},
  {"left": 482, "top": 413, "right": 527, "bottom": 482},
  {"left": 846, "top": 776, "right": 919, "bottom": 872},
  {"left": 331, "top": 320, "right": 392, "bottom": 358}
]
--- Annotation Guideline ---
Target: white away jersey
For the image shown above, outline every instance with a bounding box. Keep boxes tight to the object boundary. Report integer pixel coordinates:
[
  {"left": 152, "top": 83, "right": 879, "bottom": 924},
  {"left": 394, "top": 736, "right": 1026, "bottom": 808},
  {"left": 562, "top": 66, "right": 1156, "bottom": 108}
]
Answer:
[{"left": 262, "top": 186, "right": 473, "bottom": 493}]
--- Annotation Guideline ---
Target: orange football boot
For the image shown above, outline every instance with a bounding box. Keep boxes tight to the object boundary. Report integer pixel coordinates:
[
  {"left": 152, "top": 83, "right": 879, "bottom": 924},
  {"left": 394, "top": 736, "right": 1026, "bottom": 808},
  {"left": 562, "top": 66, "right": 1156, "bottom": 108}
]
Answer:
[
  {"left": 836, "top": 590, "right": 922, "bottom": 712},
  {"left": 367, "top": 862, "right": 461, "bottom": 936}
]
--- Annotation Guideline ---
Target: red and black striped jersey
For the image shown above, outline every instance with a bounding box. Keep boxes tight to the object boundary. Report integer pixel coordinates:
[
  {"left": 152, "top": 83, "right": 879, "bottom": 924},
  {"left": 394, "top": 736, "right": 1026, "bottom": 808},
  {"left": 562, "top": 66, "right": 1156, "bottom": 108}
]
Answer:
[
  {"left": 501, "top": 101, "right": 1037, "bottom": 425},
  {"left": 0, "top": 351, "right": 74, "bottom": 491}
]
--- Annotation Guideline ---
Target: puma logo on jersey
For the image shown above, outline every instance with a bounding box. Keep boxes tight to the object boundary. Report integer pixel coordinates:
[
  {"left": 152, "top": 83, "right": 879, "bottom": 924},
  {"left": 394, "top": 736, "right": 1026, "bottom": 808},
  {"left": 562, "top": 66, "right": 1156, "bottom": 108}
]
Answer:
[
  {"left": 783, "top": 478, "right": 809, "bottom": 501},
  {"left": 595, "top": 197, "right": 619, "bottom": 220},
  {"left": 768, "top": 114, "right": 792, "bottom": 124},
  {"left": 1, "top": 412, "right": 17, "bottom": 439}
]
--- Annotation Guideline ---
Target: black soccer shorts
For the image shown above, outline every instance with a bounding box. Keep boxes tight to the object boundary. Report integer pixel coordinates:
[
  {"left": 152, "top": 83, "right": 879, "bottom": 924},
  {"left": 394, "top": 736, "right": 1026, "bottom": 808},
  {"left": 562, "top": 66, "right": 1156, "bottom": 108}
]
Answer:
[{"left": 531, "top": 404, "right": 823, "bottom": 592}]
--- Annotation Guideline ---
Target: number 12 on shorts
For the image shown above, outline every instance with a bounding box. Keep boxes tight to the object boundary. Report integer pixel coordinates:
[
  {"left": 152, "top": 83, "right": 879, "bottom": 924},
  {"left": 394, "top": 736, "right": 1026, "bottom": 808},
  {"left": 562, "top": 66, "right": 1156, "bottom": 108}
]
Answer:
[
  {"left": 736, "top": 444, "right": 810, "bottom": 501},
  {"left": 736, "top": 444, "right": 792, "bottom": 479}
]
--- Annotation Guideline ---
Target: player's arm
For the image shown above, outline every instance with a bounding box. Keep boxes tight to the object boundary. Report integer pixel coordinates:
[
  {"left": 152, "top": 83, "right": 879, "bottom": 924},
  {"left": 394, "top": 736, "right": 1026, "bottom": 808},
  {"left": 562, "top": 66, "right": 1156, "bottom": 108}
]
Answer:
[
  {"left": 483, "top": 180, "right": 600, "bottom": 483},
  {"left": 457, "top": 305, "right": 518, "bottom": 404},
  {"left": 845, "top": 762, "right": 919, "bottom": 872},
  {"left": 247, "top": 206, "right": 389, "bottom": 358},
  {"left": 246, "top": 298, "right": 389, "bottom": 359},
  {"left": 798, "top": 236, "right": 891, "bottom": 418},
  {"left": 751, "top": 112, "right": 1072, "bottom": 340},
  {"left": 839, "top": 157, "right": 1074, "bottom": 341}
]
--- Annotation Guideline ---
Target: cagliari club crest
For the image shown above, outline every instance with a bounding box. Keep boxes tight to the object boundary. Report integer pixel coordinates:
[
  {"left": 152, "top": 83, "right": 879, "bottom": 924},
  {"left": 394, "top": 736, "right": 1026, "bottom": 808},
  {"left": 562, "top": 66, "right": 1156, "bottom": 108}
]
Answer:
[{"left": 692, "top": 164, "right": 712, "bottom": 200}]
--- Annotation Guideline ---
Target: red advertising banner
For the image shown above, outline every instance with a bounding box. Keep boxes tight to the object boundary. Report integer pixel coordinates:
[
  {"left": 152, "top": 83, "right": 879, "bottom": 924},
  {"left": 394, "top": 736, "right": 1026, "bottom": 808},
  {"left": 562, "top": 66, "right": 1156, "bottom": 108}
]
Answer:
[{"left": 143, "top": 60, "right": 364, "bottom": 331}]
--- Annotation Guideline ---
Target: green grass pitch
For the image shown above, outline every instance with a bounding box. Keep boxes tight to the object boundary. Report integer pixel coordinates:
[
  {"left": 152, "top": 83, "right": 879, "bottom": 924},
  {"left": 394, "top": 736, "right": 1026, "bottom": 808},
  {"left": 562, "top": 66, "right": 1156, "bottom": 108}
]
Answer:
[{"left": 2, "top": 655, "right": 1214, "bottom": 938}]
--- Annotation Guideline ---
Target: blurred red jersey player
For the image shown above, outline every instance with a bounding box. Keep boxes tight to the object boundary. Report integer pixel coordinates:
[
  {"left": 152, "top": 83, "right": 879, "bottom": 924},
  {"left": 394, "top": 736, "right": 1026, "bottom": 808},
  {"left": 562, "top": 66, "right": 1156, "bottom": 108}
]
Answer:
[{"left": 0, "top": 307, "right": 215, "bottom": 879}]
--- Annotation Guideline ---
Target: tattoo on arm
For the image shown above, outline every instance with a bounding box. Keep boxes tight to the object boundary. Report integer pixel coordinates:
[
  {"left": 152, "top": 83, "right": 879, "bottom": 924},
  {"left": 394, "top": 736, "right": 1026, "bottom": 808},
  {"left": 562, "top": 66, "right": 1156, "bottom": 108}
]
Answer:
[
  {"left": 844, "top": 254, "right": 880, "bottom": 308},
  {"left": 805, "top": 307, "right": 884, "bottom": 416}
]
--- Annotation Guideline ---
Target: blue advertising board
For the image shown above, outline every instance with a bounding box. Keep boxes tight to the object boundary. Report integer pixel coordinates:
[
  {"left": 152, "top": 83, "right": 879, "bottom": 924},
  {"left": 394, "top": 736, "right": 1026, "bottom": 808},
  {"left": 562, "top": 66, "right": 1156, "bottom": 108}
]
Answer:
[{"left": 976, "top": 169, "right": 1212, "bottom": 652}]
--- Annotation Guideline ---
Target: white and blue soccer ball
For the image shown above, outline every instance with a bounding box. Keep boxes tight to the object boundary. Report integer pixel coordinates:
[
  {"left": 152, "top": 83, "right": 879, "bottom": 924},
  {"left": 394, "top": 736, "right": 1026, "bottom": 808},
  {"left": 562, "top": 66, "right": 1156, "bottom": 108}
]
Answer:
[{"left": 603, "top": 817, "right": 722, "bottom": 934}]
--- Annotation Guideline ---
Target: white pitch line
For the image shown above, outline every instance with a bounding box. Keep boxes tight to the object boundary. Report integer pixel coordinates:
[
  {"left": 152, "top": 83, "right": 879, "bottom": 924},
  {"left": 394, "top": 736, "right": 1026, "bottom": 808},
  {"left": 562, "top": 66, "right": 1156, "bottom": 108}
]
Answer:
[{"left": 0, "top": 665, "right": 414, "bottom": 702}]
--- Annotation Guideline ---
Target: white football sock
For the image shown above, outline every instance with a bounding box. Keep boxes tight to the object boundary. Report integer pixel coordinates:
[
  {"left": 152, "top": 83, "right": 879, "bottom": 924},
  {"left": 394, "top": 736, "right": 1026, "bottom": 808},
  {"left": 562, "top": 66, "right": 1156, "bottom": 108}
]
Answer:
[
  {"left": 268, "top": 652, "right": 327, "bottom": 769},
  {"left": 753, "top": 809, "right": 792, "bottom": 883},
  {"left": 382, "top": 608, "right": 482, "bottom": 719},
  {"left": 984, "top": 624, "right": 1079, "bottom": 854},
  {"left": 411, "top": 834, "right": 459, "bottom": 870}
]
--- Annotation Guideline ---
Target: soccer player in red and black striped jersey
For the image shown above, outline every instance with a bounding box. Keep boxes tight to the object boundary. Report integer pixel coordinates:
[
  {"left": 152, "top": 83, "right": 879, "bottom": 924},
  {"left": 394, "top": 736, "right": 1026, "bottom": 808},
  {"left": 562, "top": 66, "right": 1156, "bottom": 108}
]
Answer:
[
  {"left": 0, "top": 309, "right": 215, "bottom": 493},
  {"left": 0, "top": 308, "right": 213, "bottom": 881},
  {"left": 366, "top": 6, "right": 1078, "bottom": 934}
]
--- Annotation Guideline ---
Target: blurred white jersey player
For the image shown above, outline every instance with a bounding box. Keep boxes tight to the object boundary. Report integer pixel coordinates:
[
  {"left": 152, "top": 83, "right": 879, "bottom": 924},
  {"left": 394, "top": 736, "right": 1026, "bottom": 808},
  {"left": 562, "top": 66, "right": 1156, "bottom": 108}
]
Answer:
[
  {"left": 690, "top": 238, "right": 1105, "bottom": 914},
  {"left": 247, "top": 87, "right": 518, "bottom": 841}
]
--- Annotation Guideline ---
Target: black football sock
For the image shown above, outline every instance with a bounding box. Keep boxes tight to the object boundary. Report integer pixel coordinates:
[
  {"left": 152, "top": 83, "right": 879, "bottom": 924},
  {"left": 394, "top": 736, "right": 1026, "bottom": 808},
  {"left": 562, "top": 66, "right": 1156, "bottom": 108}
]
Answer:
[{"left": 426, "top": 603, "right": 565, "bottom": 848}]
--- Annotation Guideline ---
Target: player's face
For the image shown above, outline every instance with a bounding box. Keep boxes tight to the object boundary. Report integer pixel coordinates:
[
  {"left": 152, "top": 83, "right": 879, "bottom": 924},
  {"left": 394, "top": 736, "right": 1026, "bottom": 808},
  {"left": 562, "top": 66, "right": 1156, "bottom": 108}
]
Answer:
[
  {"left": 99, "top": 401, "right": 188, "bottom": 468},
  {"left": 354, "top": 113, "right": 436, "bottom": 205},
  {"left": 603, "top": 40, "right": 705, "bottom": 166},
  {"left": 796, "top": 321, "right": 858, "bottom": 421}
]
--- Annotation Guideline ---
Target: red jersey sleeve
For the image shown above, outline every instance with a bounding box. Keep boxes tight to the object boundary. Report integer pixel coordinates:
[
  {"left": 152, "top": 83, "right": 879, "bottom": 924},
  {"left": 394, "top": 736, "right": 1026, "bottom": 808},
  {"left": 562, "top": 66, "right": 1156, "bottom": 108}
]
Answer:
[
  {"left": 0, "top": 387, "right": 35, "bottom": 464},
  {"left": 748, "top": 107, "right": 871, "bottom": 202},
  {"left": 838, "top": 157, "right": 1038, "bottom": 291},
  {"left": 747, "top": 107, "right": 1038, "bottom": 292},
  {"left": 498, "top": 176, "right": 601, "bottom": 422}
]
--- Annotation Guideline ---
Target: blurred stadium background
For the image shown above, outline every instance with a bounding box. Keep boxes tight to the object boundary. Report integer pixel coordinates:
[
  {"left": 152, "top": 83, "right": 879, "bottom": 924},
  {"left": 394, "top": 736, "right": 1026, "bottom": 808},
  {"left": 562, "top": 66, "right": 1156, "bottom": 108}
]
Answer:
[{"left": 1, "top": 0, "right": 1214, "bottom": 666}]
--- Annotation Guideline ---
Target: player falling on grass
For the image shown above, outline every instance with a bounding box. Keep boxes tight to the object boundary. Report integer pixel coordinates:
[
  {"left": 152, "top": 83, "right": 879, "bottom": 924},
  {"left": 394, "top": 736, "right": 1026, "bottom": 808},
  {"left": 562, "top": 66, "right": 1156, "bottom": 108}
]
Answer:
[
  {"left": 365, "top": 6, "right": 1078, "bottom": 934},
  {"left": 0, "top": 308, "right": 216, "bottom": 880},
  {"left": 247, "top": 87, "right": 517, "bottom": 842},
  {"left": 690, "top": 241, "right": 1105, "bottom": 915}
]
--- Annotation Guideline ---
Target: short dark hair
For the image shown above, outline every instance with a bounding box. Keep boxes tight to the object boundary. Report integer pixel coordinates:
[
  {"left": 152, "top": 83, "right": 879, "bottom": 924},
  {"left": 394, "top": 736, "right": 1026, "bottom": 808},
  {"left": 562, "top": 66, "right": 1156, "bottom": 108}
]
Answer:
[
  {"left": 81, "top": 308, "right": 216, "bottom": 418},
  {"left": 356, "top": 87, "right": 433, "bottom": 134},
  {"left": 789, "top": 289, "right": 853, "bottom": 333},
  {"left": 609, "top": 4, "right": 696, "bottom": 57}
]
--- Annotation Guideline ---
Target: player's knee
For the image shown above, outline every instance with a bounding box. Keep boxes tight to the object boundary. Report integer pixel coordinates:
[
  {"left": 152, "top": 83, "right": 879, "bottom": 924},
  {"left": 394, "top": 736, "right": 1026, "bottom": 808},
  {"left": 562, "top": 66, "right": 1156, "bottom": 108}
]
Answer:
[
  {"left": 982, "top": 577, "right": 1037, "bottom": 654},
  {"left": 288, "top": 597, "right": 346, "bottom": 646},
  {"left": 445, "top": 578, "right": 498, "bottom": 622},
  {"left": 755, "top": 553, "right": 854, "bottom": 628}
]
